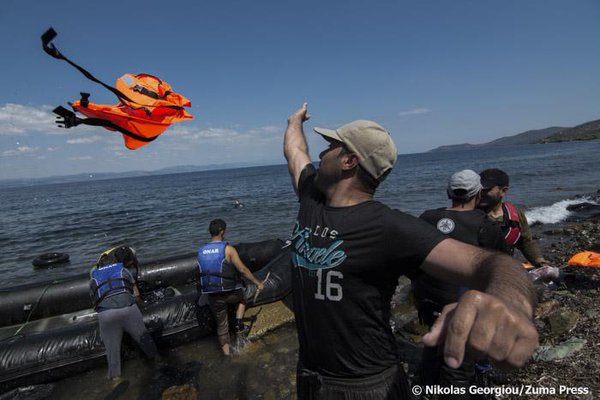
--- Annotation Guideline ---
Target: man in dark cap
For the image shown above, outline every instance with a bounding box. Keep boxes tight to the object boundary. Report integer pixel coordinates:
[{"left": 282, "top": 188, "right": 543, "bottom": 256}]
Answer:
[
  {"left": 414, "top": 169, "right": 508, "bottom": 398},
  {"left": 284, "top": 103, "right": 538, "bottom": 399},
  {"left": 478, "top": 168, "right": 550, "bottom": 268}
]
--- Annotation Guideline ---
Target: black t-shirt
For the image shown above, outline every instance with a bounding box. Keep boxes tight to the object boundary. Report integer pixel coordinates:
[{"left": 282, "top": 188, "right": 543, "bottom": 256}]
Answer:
[
  {"left": 419, "top": 208, "right": 507, "bottom": 252},
  {"left": 414, "top": 208, "right": 507, "bottom": 305},
  {"left": 291, "top": 165, "right": 445, "bottom": 378}
]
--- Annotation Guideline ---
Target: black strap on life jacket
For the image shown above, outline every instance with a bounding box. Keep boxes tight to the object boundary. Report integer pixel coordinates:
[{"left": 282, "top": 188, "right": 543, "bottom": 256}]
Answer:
[
  {"left": 93, "top": 277, "right": 134, "bottom": 307},
  {"left": 53, "top": 105, "right": 157, "bottom": 143},
  {"left": 42, "top": 27, "right": 184, "bottom": 128},
  {"left": 41, "top": 28, "right": 138, "bottom": 106},
  {"left": 199, "top": 272, "right": 239, "bottom": 281}
]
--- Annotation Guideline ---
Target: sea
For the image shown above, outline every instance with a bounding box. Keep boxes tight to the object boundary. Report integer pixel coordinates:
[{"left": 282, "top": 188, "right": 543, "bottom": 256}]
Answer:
[
  {"left": 1, "top": 140, "right": 599, "bottom": 289},
  {"left": 0, "top": 140, "right": 599, "bottom": 399}
]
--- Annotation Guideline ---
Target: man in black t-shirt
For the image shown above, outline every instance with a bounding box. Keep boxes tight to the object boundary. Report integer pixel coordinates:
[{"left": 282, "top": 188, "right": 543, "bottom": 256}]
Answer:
[
  {"left": 414, "top": 169, "right": 508, "bottom": 398},
  {"left": 284, "top": 103, "right": 538, "bottom": 399}
]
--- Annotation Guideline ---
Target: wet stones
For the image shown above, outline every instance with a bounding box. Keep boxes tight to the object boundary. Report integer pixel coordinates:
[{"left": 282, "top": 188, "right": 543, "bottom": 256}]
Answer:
[
  {"left": 161, "top": 384, "right": 198, "bottom": 400},
  {"left": 533, "top": 337, "right": 587, "bottom": 362},
  {"left": 535, "top": 299, "right": 560, "bottom": 319},
  {"left": 547, "top": 309, "right": 580, "bottom": 336}
]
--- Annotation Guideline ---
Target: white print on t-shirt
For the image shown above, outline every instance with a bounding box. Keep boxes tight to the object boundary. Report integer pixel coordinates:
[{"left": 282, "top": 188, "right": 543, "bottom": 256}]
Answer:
[
  {"left": 291, "top": 221, "right": 347, "bottom": 270},
  {"left": 314, "top": 269, "right": 344, "bottom": 301},
  {"left": 437, "top": 218, "right": 456, "bottom": 234},
  {"left": 312, "top": 225, "right": 339, "bottom": 239}
]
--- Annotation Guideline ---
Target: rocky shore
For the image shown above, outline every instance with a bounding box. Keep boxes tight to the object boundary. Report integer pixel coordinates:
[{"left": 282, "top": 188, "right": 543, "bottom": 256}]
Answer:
[
  {"left": 504, "top": 218, "right": 600, "bottom": 400},
  {"left": 392, "top": 214, "right": 600, "bottom": 399}
]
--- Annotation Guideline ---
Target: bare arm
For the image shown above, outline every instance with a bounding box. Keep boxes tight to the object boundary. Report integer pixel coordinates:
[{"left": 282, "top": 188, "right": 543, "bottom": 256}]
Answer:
[
  {"left": 420, "top": 238, "right": 538, "bottom": 368},
  {"left": 133, "top": 283, "right": 141, "bottom": 298},
  {"left": 226, "top": 245, "right": 265, "bottom": 290},
  {"left": 516, "top": 210, "right": 546, "bottom": 265},
  {"left": 284, "top": 103, "right": 312, "bottom": 193}
]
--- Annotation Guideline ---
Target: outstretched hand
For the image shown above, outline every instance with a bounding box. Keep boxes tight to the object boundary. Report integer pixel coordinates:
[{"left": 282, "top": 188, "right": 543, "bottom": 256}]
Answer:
[
  {"left": 253, "top": 272, "right": 270, "bottom": 303},
  {"left": 288, "top": 102, "right": 310, "bottom": 124},
  {"left": 422, "top": 290, "right": 539, "bottom": 369}
]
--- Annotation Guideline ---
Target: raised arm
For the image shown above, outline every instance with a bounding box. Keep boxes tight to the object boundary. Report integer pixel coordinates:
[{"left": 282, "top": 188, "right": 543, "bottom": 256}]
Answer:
[
  {"left": 226, "top": 245, "right": 265, "bottom": 290},
  {"left": 419, "top": 238, "right": 538, "bottom": 369},
  {"left": 284, "top": 103, "right": 312, "bottom": 193}
]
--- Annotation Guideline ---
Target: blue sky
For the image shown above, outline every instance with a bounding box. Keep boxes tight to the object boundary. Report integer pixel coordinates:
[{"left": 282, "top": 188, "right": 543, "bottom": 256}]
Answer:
[{"left": 1, "top": 0, "right": 599, "bottom": 179}]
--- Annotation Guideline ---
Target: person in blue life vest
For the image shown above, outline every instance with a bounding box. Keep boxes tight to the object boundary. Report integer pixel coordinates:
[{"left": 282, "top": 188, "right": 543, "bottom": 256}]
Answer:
[
  {"left": 414, "top": 169, "right": 509, "bottom": 398},
  {"left": 197, "top": 219, "right": 265, "bottom": 356},
  {"left": 283, "top": 103, "right": 538, "bottom": 399},
  {"left": 89, "top": 246, "right": 159, "bottom": 381},
  {"left": 478, "top": 168, "right": 551, "bottom": 268}
]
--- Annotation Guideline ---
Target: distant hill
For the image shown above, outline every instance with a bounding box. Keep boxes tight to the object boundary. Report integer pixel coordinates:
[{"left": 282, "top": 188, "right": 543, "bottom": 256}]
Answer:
[
  {"left": 429, "top": 126, "right": 565, "bottom": 152},
  {"left": 540, "top": 119, "right": 600, "bottom": 143},
  {"left": 430, "top": 117, "right": 600, "bottom": 152},
  {"left": 0, "top": 161, "right": 269, "bottom": 189}
]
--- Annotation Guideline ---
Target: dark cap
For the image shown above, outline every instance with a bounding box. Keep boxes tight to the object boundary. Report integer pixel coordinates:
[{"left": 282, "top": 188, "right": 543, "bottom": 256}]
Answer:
[{"left": 479, "top": 168, "right": 509, "bottom": 189}]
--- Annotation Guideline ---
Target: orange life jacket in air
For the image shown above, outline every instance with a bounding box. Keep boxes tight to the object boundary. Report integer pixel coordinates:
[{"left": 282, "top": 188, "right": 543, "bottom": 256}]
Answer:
[{"left": 42, "top": 28, "right": 192, "bottom": 149}]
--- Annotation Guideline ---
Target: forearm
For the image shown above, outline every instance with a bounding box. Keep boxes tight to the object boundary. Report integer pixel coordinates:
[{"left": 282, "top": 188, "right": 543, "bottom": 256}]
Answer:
[
  {"left": 284, "top": 119, "right": 310, "bottom": 187},
  {"left": 284, "top": 104, "right": 312, "bottom": 191},
  {"left": 517, "top": 238, "right": 544, "bottom": 265},
  {"left": 240, "top": 268, "right": 261, "bottom": 286},
  {"left": 133, "top": 284, "right": 141, "bottom": 298},
  {"left": 517, "top": 211, "right": 544, "bottom": 264},
  {"left": 471, "top": 252, "right": 537, "bottom": 317},
  {"left": 284, "top": 119, "right": 309, "bottom": 161}
]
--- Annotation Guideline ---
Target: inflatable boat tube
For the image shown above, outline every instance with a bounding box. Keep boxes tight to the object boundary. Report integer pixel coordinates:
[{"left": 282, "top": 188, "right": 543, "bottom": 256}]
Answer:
[
  {"left": 32, "top": 252, "right": 70, "bottom": 268},
  {"left": 0, "top": 243, "right": 291, "bottom": 392},
  {"left": 0, "top": 239, "right": 286, "bottom": 327}
]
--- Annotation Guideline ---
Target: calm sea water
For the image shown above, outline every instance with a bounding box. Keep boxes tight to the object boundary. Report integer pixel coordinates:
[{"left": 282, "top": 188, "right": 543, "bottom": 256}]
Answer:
[{"left": 1, "top": 140, "right": 599, "bottom": 289}]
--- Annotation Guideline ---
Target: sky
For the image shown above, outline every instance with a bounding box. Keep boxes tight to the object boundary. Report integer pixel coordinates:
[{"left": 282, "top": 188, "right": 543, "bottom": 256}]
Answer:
[{"left": 1, "top": 0, "right": 599, "bottom": 179}]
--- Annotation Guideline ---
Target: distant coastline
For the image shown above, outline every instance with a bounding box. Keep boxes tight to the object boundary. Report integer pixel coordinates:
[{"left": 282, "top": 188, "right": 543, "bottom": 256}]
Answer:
[
  {"left": 429, "top": 118, "right": 600, "bottom": 153},
  {"left": 0, "top": 161, "right": 282, "bottom": 189},
  {"left": 3, "top": 116, "right": 598, "bottom": 188}
]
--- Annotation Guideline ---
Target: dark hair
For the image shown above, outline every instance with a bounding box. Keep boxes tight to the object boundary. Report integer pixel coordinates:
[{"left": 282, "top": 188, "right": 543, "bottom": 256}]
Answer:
[
  {"left": 209, "top": 219, "right": 226, "bottom": 236},
  {"left": 448, "top": 189, "right": 479, "bottom": 205},
  {"left": 97, "top": 252, "right": 118, "bottom": 267},
  {"left": 480, "top": 168, "right": 509, "bottom": 188},
  {"left": 97, "top": 246, "right": 138, "bottom": 270},
  {"left": 113, "top": 246, "right": 139, "bottom": 270}
]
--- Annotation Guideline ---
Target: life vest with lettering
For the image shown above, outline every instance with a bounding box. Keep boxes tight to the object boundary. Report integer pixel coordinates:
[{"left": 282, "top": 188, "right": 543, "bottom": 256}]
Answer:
[
  {"left": 90, "top": 262, "right": 134, "bottom": 306},
  {"left": 502, "top": 201, "right": 521, "bottom": 246},
  {"left": 197, "top": 241, "right": 240, "bottom": 293}
]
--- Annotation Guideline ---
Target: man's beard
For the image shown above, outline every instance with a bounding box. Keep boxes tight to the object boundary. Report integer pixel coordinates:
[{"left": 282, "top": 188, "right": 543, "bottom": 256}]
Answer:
[{"left": 478, "top": 194, "right": 501, "bottom": 212}]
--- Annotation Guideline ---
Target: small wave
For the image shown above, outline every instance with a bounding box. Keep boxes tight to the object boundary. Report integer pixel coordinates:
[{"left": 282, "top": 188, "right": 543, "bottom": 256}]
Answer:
[{"left": 525, "top": 196, "right": 599, "bottom": 225}]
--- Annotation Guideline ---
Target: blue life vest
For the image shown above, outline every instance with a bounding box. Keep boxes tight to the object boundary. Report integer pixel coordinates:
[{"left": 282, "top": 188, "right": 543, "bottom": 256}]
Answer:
[
  {"left": 91, "top": 262, "right": 133, "bottom": 305},
  {"left": 197, "top": 241, "right": 239, "bottom": 293}
]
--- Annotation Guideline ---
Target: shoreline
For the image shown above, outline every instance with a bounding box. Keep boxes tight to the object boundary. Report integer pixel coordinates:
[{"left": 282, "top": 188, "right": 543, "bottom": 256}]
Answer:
[
  {"left": 505, "top": 217, "right": 600, "bottom": 399},
  {"left": 390, "top": 214, "right": 600, "bottom": 399}
]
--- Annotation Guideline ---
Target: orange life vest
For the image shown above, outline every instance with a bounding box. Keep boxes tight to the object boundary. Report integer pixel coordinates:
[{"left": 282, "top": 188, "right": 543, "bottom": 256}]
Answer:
[
  {"left": 42, "top": 28, "right": 192, "bottom": 149},
  {"left": 567, "top": 251, "right": 600, "bottom": 267}
]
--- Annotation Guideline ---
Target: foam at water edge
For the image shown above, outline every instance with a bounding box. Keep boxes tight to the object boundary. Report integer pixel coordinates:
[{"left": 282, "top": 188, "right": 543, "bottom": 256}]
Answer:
[{"left": 525, "top": 197, "right": 598, "bottom": 225}]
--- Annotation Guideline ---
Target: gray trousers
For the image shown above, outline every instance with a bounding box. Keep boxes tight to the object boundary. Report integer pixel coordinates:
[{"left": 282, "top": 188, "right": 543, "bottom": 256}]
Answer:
[
  {"left": 207, "top": 288, "right": 245, "bottom": 347},
  {"left": 97, "top": 304, "right": 158, "bottom": 378}
]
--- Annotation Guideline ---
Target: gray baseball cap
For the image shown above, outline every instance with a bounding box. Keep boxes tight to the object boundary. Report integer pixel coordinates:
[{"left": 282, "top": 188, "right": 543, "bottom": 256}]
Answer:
[
  {"left": 447, "top": 169, "right": 482, "bottom": 200},
  {"left": 314, "top": 120, "right": 397, "bottom": 182}
]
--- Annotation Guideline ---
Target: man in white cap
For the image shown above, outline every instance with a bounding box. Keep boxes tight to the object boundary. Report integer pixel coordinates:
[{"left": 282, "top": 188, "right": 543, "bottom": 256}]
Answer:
[
  {"left": 414, "top": 169, "right": 508, "bottom": 398},
  {"left": 284, "top": 103, "right": 538, "bottom": 399}
]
